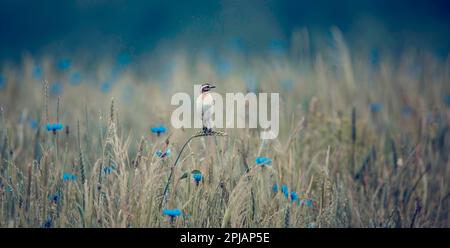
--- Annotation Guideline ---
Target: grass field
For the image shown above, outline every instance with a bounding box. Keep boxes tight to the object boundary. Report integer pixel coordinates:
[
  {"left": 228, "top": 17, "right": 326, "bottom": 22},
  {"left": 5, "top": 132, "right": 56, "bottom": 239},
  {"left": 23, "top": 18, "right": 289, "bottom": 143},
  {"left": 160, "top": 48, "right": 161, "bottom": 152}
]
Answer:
[{"left": 0, "top": 28, "right": 449, "bottom": 228}]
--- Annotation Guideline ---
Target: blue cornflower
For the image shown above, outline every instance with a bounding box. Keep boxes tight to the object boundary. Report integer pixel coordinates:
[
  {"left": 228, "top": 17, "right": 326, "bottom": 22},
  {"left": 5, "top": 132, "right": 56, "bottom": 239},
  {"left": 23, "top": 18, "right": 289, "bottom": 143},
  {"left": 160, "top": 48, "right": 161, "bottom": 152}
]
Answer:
[
  {"left": 63, "top": 172, "right": 77, "bottom": 182},
  {"left": 155, "top": 148, "right": 171, "bottom": 158},
  {"left": 50, "top": 82, "right": 63, "bottom": 96},
  {"left": 290, "top": 191, "right": 298, "bottom": 202},
  {"left": 150, "top": 125, "right": 167, "bottom": 136},
  {"left": 0, "top": 74, "right": 5, "bottom": 90},
  {"left": 163, "top": 208, "right": 182, "bottom": 223},
  {"left": 50, "top": 192, "right": 61, "bottom": 204},
  {"left": 103, "top": 165, "right": 116, "bottom": 175},
  {"left": 369, "top": 103, "right": 382, "bottom": 114},
  {"left": 272, "top": 184, "right": 278, "bottom": 194},
  {"left": 255, "top": 157, "right": 272, "bottom": 166},
  {"left": 46, "top": 123, "right": 63, "bottom": 133},
  {"left": 100, "top": 81, "right": 111, "bottom": 93},
  {"left": 43, "top": 217, "right": 52, "bottom": 228},
  {"left": 192, "top": 170, "right": 202, "bottom": 185},
  {"left": 444, "top": 94, "right": 450, "bottom": 107},
  {"left": 33, "top": 66, "right": 43, "bottom": 80},
  {"left": 163, "top": 208, "right": 182, "bottom": 217},
  {"left": 57, "top": 58, "right": 71, "bottom": 71},
  {"left": 281, "top": 184, "right": 289, "bottom": 199}
]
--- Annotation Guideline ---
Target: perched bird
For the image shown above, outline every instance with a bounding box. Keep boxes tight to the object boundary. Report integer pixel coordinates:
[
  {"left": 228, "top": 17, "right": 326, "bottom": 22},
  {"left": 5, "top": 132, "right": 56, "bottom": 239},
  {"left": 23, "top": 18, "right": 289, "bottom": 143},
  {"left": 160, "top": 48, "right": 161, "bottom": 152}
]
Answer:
[{"left": 196, "top": 83, "right": 216, "bottom": 133}]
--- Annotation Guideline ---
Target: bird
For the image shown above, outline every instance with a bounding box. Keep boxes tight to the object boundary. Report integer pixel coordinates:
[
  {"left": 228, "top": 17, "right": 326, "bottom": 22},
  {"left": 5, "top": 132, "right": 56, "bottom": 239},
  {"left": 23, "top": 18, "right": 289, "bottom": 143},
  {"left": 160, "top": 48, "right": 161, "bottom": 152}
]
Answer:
[{"left": 196, "top": 83, "right": 216, "bottom": 134}]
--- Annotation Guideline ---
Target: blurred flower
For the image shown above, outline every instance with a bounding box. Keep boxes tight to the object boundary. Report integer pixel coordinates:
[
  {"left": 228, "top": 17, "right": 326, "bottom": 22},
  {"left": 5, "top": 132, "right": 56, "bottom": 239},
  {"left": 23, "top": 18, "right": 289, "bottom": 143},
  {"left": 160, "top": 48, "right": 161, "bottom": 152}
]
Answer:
[
  {"left": 50, "top": 82, "right": 63, "bottom": 96},
  {"left": 281, "top": 184, "right": 289, "bottom": 199},
  {"left": 57, "top": 58, "right": 72, "bottom": 71},
  {"left": 151, "top": 125, "right": 167, "bottom": 136},
  {"left": 272, "top": 183, "right": 278, "bottom": 194},
  {"left": 103, "top": 165, "right": 116, "bottom": 175},
  {"left": 290, "top": 191, "right": 298, "bottom": 202},
  {"left": 50, "top": 192, "right": 61, "bottom": 204},
  {"left": 155, "top": 148, "right": 171, "bottom": 158},
  {"left": 33, "top": 66, "right": 43, "bottom": 80},
  {"left": 192, "top": 170, "right": 202, "bottom": 186},
  {"left": 63, "top": 172, "right": 77, "bottom": 182},
  {"left": 444, "top": 94, "right": 450, "bottom": 107},
  {"left": 43, "top": 217, "right": 52, "bottom": 228},
  {"left": 369, "top": 103, "right": 382, "bottom": 114},
  {"left": 69, "top": 71, "right": 81, "bottom": 85},
  {"left": 46, "top": 123, "right": 63, "bottom": 133},
  {"left": 0, "top": 74, "right": 5, "bottom": 90},
  {"left": 100, "top": 81, "right": 111, "bottom": 93},
  {"left": 255, "top": 156, "right": 272, "bottom": 166}
]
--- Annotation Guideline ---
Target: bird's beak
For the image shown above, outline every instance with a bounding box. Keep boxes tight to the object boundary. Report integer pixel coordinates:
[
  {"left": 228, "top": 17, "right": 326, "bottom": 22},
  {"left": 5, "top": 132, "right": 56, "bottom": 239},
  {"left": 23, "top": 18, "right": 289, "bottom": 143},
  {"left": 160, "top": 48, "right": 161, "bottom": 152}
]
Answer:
[{"left": 210, "top": 85, "right": 216, "bottom": 89}]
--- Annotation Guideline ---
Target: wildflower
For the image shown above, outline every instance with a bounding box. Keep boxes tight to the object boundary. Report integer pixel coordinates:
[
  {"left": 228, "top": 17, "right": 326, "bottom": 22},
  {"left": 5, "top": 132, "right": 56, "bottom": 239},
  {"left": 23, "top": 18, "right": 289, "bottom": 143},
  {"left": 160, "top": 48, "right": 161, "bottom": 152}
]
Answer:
[
  {"left": 57, "top": 58, "right": 71, "bottom": 71},
  {"left": 281, "top": 184, "right": 289, "bottom": 199},
  {"left": 191, "top": 170, "right": 202, "bottom": 186},
  {"left": 155, "top": 148, "right": 171, "bottom": 158},
  {"left": 63, "top": 172, "right": 77, "bottom": 182},
  {"left": 100, "top": 81, "right": 111, "bottom": 93},
  {"left": 163, "top": 208, "right": 182, "bottom": 224},
  {"left": 255, "top": 157, "right": 272, "bottom": 167},
  {"left": 103, "top": 165, "right": 116, "bottom": 175},
  {"left": 290, "top": 191, "right": 298, "bottom": 202},
  {"left": 43, "top": 217, "right": 52, "bottom": 228},
  {"left": 50, "top": 192, "right": 61, "bottom": 204},
  {"left": 444, "top": 94, "right": 450, "bottom": 107},
  {"left": 150, "top": 125, "right": 167, "bottom": 136},
  {"left": 46, "top": 123, "right": 63, "bottom": 133},
  {"left": 369, "top": 103, "right": 382, "bottom": 114},
  {"left": 272, "top": 183, "right": 278, "bottom": 194}
]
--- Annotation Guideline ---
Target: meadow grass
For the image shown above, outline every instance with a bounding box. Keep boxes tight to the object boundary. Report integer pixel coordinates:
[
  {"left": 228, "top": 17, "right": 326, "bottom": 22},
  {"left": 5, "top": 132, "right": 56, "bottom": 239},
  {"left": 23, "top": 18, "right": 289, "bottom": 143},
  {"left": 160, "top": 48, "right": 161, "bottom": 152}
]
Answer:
[{"left": 0, "top": 28, "right": 449, "bottom": 227}]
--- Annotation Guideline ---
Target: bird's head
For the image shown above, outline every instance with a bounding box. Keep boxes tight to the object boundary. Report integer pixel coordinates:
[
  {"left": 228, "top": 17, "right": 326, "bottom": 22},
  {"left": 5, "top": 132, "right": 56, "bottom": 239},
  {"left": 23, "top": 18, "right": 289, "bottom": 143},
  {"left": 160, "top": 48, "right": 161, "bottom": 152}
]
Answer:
[{"left": 200, "top": 83, "right": 216, "bottom": 93}]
